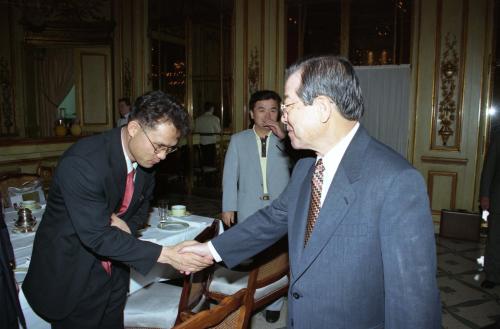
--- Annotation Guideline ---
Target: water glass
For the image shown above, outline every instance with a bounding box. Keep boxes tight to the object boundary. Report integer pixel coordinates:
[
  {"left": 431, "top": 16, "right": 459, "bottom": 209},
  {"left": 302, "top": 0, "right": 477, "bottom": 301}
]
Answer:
[{"left": 158, "top": 200, "right": 169, "bottom": 222}]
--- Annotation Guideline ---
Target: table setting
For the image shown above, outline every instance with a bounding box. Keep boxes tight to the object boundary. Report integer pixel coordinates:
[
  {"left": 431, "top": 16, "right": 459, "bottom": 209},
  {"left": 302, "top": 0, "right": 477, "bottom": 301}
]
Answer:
[{"left": 4, "top": 203, "right": 220, "bottom": 329}]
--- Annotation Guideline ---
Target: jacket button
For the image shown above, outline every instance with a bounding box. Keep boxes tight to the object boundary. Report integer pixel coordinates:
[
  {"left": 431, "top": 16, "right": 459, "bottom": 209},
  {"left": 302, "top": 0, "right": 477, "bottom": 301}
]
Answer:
[{"left": 292, "top": 292, "right": 300, "bottom": 299}]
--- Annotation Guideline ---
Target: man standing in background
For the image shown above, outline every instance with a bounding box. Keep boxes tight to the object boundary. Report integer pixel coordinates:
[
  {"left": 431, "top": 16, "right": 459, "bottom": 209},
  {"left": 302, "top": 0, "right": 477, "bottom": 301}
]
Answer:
[
  {"left": 116, "top": 97, "right": 132, "bottom": 127},
  {"left": 194, "top": 102, "right": 221, "bottom": 167}
]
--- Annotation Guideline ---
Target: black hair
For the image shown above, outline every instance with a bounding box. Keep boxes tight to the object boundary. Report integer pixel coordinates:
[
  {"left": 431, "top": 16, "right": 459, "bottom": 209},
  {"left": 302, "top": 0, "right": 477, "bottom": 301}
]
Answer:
[
  {"left": 249, "top": 90, "right": 282, "bottom": 111},
  {"left": 129, "top": 91, "right": 190, "bottom": 137}
]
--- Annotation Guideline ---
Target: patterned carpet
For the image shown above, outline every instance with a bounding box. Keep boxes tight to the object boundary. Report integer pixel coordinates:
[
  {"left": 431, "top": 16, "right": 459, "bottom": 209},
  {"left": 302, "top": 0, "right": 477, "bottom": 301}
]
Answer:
[{"left": 161, "top": 192, "right": 500, "bottom": 328}]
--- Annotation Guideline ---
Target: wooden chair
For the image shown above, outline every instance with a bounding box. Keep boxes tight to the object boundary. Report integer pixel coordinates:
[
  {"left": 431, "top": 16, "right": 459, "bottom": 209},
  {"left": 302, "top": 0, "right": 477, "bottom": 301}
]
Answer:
[
  {"left": 0, "top": 173, "right": 40, "bottom": 208},
  {"left": 124, "top": 220, "right": 220, "bottom": 329},
  {"left": 172, "top": 289, "right": 248, "bottom": 329},
  {"left": 207, "top": 239, "right": 289, "bottom": 327}
]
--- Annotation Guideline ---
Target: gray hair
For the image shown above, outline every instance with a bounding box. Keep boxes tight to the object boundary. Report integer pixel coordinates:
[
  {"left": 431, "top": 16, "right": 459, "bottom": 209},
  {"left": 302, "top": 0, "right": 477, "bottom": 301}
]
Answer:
[{"left": 285, "top": 56, "right": 364, "bottom": 120}]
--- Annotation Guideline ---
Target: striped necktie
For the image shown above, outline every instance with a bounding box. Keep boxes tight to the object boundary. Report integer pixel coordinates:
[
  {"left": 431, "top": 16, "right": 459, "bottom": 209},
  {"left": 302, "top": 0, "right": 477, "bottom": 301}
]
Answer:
[
  {"left": 101, "top": 169, "right": 135, "bottom": 275},
  {"left": 304, "top": 159, "right": 324, "bottom": 246}
]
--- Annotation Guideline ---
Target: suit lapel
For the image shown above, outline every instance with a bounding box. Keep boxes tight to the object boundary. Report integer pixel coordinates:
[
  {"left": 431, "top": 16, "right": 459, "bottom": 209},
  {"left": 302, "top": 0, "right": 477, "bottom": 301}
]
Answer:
[
  {"left": 296, "top": 167, "right": 356, "bottom": 277},
  {"left": 107, "top": 128, "right": 127, "bottom": 212},
  {"left": 128, "top": 167, "right": 146, "bottom": 210},
  {"left": 246, "top": 131, "right": 263, "bottom": 189},
  {"left": 289, "top": 159, "right": 315, "bottom": 277}
]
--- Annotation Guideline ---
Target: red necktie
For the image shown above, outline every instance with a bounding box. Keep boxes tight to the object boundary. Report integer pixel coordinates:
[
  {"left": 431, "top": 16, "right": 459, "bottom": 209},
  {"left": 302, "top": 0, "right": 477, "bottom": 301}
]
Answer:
[
  {"left": 102, "top": 169, "right": 135, "bottom": 275},
  {"left": 304, "top": 159, "right": 324, "bottom": 246}
]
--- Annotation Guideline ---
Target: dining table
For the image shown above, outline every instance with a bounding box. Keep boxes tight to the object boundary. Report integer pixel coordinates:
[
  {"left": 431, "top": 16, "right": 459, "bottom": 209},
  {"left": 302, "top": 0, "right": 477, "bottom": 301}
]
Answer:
[{"left": 5, "top": 205, "right": 218, "bottom": 329}]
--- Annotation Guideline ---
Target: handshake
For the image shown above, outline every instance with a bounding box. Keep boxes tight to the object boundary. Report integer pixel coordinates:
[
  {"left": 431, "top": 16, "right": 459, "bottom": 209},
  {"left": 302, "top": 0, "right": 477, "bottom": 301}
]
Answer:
[{"left": 157, "top": 241, "right": 214, "bottom": 274}]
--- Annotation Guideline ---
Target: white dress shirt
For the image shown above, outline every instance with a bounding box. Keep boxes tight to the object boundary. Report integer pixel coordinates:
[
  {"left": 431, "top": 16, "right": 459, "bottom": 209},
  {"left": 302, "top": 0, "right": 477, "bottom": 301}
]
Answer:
[{"left": 208, "top": 122, "right": 360, "bottom": 261}]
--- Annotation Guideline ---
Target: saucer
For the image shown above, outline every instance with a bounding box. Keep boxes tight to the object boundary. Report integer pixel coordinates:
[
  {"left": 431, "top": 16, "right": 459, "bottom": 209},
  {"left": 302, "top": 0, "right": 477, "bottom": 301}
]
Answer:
[{"left": 157, "top": 221, "right": 189, "bottom": 231}]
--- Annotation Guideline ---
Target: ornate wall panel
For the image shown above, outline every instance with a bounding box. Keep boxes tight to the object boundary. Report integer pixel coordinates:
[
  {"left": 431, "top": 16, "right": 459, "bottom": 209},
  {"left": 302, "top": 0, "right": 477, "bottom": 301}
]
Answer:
[
  {"left": 430, "top": 0, "right": 467, "bottom": 150},
  {"left": 75, "top": 47, "right": 112, "bottom": 133},
  {"left": 427, "top": 170, "right": 457, "bottom": 216},
  {"left": 0, "top": 5, "right": 16, "bottom": 136},
  {"left": 410, "top": 0, "right": 491, "bottom": 225}
]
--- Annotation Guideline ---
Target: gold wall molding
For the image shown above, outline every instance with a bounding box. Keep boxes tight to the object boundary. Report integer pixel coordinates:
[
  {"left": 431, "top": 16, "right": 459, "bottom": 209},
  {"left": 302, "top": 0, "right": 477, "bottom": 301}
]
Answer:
[
  {"left": 123, "top": 58, "right": 132, "bottom": 98},
  {"left": 437, "top": 32, "right": 459, "bottom": 146},
  {"left": 421, "top": 155, "right": 468, "bottom": 165},
  {"left": 248, "top": 47, "right": 260, "bottom": 96},
  {"left": 427, "top": 170, "right": 457, "bottom": 215},
  {"left": 430, "top": 0, "right": 468, "bottom": 151},
  {"left": 0, "top": 57, "right": 14, "bottom": 136}
]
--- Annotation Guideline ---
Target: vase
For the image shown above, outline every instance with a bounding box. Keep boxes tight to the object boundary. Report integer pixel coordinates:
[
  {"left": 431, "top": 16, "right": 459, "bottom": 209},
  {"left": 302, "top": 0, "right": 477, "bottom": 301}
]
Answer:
[
  {"left": 70, "top": 123, "right": 82, "bottom": 136},
  {"left": 54, "top": 124, "right": 67, "bottom": 137}
]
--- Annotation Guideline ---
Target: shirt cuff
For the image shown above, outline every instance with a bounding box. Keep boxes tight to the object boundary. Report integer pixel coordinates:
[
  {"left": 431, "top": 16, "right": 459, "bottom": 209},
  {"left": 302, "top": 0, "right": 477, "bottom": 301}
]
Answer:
[{"left": 207, "top": 241, "right": 223, "bottom": 262}]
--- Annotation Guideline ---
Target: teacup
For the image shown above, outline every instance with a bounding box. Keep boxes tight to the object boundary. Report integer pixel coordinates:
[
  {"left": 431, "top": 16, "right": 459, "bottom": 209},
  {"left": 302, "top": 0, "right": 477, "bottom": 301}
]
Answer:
[{"left": 171, "top": 205, "right": 186, "bottom": 217}]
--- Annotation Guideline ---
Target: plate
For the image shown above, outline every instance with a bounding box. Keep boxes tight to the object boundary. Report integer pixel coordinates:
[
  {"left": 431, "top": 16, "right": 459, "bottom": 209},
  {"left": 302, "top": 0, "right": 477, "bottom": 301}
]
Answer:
[
  {"left": 167, "top": 210, "right": 192, "bottom": 217},
  {"left": 157, "top": 221, "right": 189, "bottom": 231}
]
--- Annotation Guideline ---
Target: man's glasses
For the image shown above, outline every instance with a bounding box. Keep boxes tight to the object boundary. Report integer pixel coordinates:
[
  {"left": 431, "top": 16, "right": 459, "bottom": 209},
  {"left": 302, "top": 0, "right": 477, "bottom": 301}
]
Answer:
[
  {"left": 280, "top": 102, "right": 298, "bottom": 115},
  {"left": 140, "top": 124, "right": 177, "bottom": 155}
]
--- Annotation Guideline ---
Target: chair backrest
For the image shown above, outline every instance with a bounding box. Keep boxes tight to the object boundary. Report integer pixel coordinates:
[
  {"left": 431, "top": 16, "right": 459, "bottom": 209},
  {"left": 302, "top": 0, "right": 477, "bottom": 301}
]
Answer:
[
  {"left": 206, "top": 238, "right": 289, "bottom": 328},
  {"left": 175, "top": 220, "right": 220, "bottom": 325},
  {"left": 0, "top": 173, "right": 40, "bottom": 208},
  {"left": 172, "top": 289, "right": 247, "bottom": 329},
  {"left": 244, "top": 239, "right": 289, "bottom": 310}
]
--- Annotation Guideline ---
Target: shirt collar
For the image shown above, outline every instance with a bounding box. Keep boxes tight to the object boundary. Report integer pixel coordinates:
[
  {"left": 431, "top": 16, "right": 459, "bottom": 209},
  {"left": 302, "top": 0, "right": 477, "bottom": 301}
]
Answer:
[
  {"left": 120, "top": 129, "right": 138, "bottom": 173},
  {"left": 319, "top": 122, "right": 360, "bottom": 165},
  {"left": 252, "top": 125, "right": 273, "bottom": 139}
]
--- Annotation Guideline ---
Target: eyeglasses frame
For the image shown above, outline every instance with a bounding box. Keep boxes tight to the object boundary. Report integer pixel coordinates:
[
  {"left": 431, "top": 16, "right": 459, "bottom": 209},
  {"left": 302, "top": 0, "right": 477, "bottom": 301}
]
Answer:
[{"left": 139, "top": 124, "right": 177, "bottom": 155}]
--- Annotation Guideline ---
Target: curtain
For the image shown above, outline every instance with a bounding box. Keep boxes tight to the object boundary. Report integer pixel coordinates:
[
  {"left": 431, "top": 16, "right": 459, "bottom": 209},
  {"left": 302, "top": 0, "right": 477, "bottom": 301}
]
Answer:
[
  {"left": 355, "top": 65, "right": 411, "bottom": 157},
  {"left": 35, "top": 48, "right": 74, "bottom": 137}
]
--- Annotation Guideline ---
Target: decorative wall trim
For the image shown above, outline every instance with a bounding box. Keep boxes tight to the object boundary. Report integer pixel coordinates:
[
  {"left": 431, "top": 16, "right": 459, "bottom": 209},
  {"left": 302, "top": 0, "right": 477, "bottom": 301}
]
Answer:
[
  {"left": 0, "top": 57, "right": 14, "bottom": 136},
  {"left": 421, "top": 156, "right": 468, "bottom": 165},
  {"left": 427, "top": 170, "right": 457, "bottom": 215},
  {"left": 243, "top": 0, "right": 249, "bottom": 129},
  {"left": 123, "top": 58, "right": 132, "bottom": 98},
  {"left": 437, "top": 32, "right": 459, "bottom": 146},
  {"left": 248, "top": 47, "right": 260, "bottom": 96},
  {"left": 430, "top": 0, "right": 468, "bottom": 151}
]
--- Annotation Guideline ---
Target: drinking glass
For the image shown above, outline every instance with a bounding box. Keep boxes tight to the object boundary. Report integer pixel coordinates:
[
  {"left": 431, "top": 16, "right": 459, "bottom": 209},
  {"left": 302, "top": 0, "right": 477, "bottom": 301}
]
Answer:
[{"left": 158, "top": 199, "right": 169, "bottom": 223}]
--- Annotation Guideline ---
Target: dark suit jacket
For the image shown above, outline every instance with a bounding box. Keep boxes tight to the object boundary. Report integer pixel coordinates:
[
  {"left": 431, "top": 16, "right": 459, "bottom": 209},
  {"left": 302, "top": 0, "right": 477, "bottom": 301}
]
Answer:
[
  {"left": 212, "top": 126, "right": 441, "bottom": 329},
  {"left": 23, "top": 128, "right": 162, "bottom": 320},
  {"left": 1, "top": 207, "right": 26, "bottom": 328},
  {"left": 480, "top": 130, "right": 500, "bottom": 213}
]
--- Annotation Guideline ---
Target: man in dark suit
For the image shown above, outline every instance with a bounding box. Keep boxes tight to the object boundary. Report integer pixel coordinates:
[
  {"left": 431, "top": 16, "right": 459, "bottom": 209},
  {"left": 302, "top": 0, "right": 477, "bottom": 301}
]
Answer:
[
  {"left": 23, "top": 91, "right": 213, "bottom": 329},
  {"left": 182, "top": 56, "right": 441, "bottom": 328},
  {"left": 1, "top": 196, "right": 26, "bottom": 329},
  {"left": 479, "top": 130, "right": 500, "bottom": 289}
]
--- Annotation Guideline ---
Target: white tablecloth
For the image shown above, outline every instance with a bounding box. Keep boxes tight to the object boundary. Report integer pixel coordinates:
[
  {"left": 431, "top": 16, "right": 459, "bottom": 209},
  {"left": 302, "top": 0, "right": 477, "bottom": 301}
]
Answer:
[{"left": 6, "top": 207, "right": 216, "bottom": 329}]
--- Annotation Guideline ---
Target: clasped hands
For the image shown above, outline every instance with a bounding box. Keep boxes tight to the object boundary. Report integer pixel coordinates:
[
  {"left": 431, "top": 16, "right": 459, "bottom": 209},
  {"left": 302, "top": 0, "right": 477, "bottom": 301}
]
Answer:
[
  {"left": 110, "top": 213, "right": 213, "bottom": 274},
  {"left": 157, "top": 241, "right": 213, "bottom": 274}
]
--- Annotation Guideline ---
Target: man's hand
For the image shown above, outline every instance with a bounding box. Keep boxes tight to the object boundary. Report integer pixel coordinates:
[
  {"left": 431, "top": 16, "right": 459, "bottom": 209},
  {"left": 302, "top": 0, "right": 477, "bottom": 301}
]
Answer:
[
  {"left": 110, "top": 213, "right": 131, "bottom": 234},
  {"left": 264, "top": 119, "right": 286, "bottom": 140},
  {"left": 221, "top": 211, "right": 235, "bottom": 227},
  {"left": 480, "top": 196, "right": 490, "bottom": 211},
  {"left": 157, "top": 241, "right": 213, "bottom": 274},
  {"left": 179, "top": 241, "right": 213, "bottom": 259}
]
